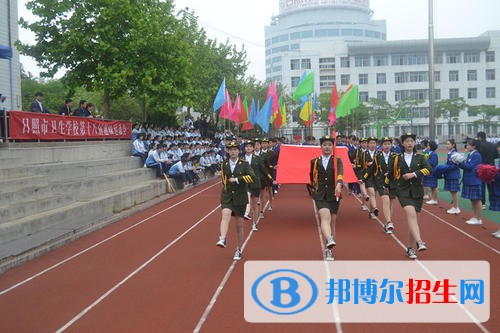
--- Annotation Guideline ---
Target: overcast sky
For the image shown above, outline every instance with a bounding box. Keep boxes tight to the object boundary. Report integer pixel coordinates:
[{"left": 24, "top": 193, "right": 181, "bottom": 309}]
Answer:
[{"left": 18, "top": 0, "right": 500, "bottom": 80}]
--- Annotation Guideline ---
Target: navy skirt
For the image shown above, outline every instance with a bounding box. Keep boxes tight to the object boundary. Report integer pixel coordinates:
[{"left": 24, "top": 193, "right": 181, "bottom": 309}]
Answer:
[
  {"left": 461, "top": 184, "right": 482, "bottom": 200},
  {"left": 444, "top": 179, "right": 460, "bottom": 192}
]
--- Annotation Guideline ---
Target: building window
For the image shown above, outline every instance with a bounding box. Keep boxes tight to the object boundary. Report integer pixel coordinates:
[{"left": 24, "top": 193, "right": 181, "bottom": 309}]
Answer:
[
  {"left": 408, "top": 54, "right": 427, "bottom": 65},
  {"left": 272, "top": 65, "right": 282, "bottom": 73},
  {"left": 374, "top": 55, "right": 388, "bottom": 66},
  {"left": 392, "top": 54, "right": 405, "bottom": 65},
  {"left": 355, "top": 56, "right": 370, "bottom": 67},
  {"left": 290, "top": 44, "right": 300, "bottom": 50},
  {"left": 449, "top": 70, "right": 459, "bottom": 82},
  {"left": 359, "top": 92, "right": 369, "bottom": 103},
  {"left": 486, "top": 87, "right": 496, "bottom": 98},
  {"left": 486, "top": 51, "right": 495, "bottom": 62},
  {"left": 359, "top": 73, "right": 368, "bottom": 85},
  {"left": 486, "top": 69, "right": 495, "bottom": 80},
  {"left": 434, "top": 53, "right": 443, "bottom": 64},
  {"left": 446, "top": 52, "right": 461, "bottom": 64},
  {"left": 290, "top": 59, "right": 300, "bottom": 70},
  {"left": 467, "top": 70, "right": 477, "bottom": 81},
  {"left": 320, "top": 75, "right": 335, "bottom": 81},
  {"left": 449, "top": 88, "right": 459, "bottom": 99},
  {"left": 341, "top": 74, "right": 350, "bottom": 85},
  {"left": 377, "top": 91, "right": 387, "bottom": 100},
  {"left": 319, "top": 57, "right": 335, "bottom": 63},
  {"left": 434, "top": 71, "right": 440, "bottom": 82},
  {"left": 464, "top": 52, "right": 480, "bottom": 63},
  {"left": 291, "top": 76, "right": 300, "bottom": 88},
  {"left": 340, "top": 57, "right": 350, "bottom": 68},
  {"left": 376, "top": 73, "right": 386, "bottom": 84},
  {"left": 301, "top": 58, "right": 311, "bottom": 70},
  {"left": 319, "top": 58, "right": 335, "bottom": 69},
  {"left": 434, "top": 89, "right": 441, "bottom": 100},
  {"left": 467, "top": 88, "right": 477, "bottom": 99}
]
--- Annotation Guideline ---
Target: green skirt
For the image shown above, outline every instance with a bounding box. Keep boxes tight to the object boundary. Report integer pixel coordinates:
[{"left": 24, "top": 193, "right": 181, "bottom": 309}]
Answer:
[
  {"left": 397, "top": 195, "right": 423, "bottom": 212},
  {"left": 315, "top": 199, "right": 340, "bottom": 214},
  {"left": 221, "top": 202, "right": 247, "bottom": 217}
]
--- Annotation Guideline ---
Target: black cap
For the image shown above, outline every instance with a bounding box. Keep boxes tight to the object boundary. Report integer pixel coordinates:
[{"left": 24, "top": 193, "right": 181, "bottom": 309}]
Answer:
[
  {"left": 319, "top": 135, "right": 335, "bottom": 144},
  {"left": 400, "top": 132, "right": 417, "bottom": 142}
]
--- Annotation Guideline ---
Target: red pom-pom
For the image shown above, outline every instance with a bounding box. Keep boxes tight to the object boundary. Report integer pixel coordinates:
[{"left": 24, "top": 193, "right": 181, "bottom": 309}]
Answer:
[{"left": 477, "top": 164, "right": 499, "bottom": 184}]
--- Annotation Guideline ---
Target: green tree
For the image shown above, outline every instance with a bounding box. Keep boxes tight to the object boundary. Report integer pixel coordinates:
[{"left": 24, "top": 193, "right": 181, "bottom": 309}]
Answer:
[
  {"left": 436, "top": 97, "right": 467, "bottom": 137},
  {"left": 18, "top": 0, "right": 191, "bottom": 119},
  {"left": 394, "top": 98, "right": 424, "bottom": 133},
  {"left": 468, "top": 104, "right": 500, "bottom": 133}
]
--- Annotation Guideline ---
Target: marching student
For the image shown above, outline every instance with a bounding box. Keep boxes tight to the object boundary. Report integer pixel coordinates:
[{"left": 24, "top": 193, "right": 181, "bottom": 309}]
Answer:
[
  {"left": 373, "top": 137, "right": 397, "bottom": 234},
  {"left": 309, "top": 136, "right": 344, "bottom": 261},
  {"left": 361, "top": 136, "right": 379, "bottom": 219},
  {"left": 242, "top": 140, "right": 273, "bottom": 231},
  {"left": 386, "top": 133, "right": 431, "bottom": 259},
  {"left": 216, "top": 141, "right": 256, "bottom": 261},
  {"left": 456, "top": 138, "right": 483, "bottom": 225},
  {"left": 489, "top": 142, "right": 500, "bottom": 238},
  {"left": 260, "top": 138, "right": 277, "bottom": 212},
  {"left": 353, "top": 137, "right": 370, "bottom": 210}
]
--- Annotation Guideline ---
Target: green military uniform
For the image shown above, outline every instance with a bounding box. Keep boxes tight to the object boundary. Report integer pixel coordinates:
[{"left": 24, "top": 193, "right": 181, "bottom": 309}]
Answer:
[
  {"left": 246, "top": 153, "right": 272, "bottom": 197},
  {"left": 220, "top": 158, "right": 256, "bottom": 217},
  {"left": 361, "top": 149, "right": 378, "bottom": 188},
  {"left": 260, "top": 148, "right": 277, "bottom": 188},
  {"left": 309, "top": 155, "right": 344, "bottom": 214},
  {"left": 372, "top": 150, "right": 398, "bottom": 197},
  {"left": 386, "top": 151, "right": 432, "bottom": 212}
]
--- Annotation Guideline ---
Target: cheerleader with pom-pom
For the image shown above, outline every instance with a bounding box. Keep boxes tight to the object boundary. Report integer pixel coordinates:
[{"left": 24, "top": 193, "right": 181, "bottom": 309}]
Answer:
[{"left": 440, "top": 139, "right": 462, "bottom": 214}]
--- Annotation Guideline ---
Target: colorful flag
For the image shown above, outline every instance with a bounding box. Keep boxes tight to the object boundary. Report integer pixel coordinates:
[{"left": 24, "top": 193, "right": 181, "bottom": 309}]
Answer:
[
  {"left": 212, "top": 79, "right": 226, "bottom": 112},
  {"left": 336, "top": 84, "right": 359, "bottom": 118},
  {"left": 219, "top": 89, "right": 232, "bottom": 119},
  {"left": 240, "top": 97, "right": 249, "bottom": 124},
  {"left": 267, "top": 81, "right": 280, "bottom": 122},
  {"left": 229, "top": 94, "right": 241, "bottom": 124},
  {"left": 280, "top": 96, "right": 287, "bottom": 126},
  {"left": 256, "top": 96, "right": 272, "bottom": 133},
  {"left": 292, "top": 72, "right": 314, "bottom": 101},
  {"left": 299, "top": 98, "right": 312, "bottom": 123},
  {"left": 328, "top": 83, "right": 340, "bottom": 126},
  {"left": 249, "top": 99, "right": 257, "bottom": 125}
]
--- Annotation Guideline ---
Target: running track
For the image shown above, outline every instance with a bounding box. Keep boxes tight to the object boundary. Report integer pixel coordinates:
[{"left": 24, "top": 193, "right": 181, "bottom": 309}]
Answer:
[{"left": 0, "top": 179, "right": 498, "bottom": 333}]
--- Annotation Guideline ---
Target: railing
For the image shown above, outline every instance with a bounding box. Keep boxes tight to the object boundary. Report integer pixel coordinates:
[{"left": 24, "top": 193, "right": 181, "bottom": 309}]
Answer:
[{"left": 1, "top": 110, "right": 132, "bottom": 142}]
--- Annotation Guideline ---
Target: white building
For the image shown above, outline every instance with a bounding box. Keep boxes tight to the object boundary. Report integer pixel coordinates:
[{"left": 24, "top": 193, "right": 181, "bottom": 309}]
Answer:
[
  {"left": 0, "top": 0, "right": 22, "bottom": 111},
  {"left": 265, "top": 0, "right": 499, "bottom": 139}
]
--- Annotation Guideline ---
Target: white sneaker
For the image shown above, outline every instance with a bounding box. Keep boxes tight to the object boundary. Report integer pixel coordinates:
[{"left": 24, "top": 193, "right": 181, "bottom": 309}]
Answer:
[
  {"left": 324, "top": 249, "right": 334, "bottom": 261},
  {"left": 252, "top": 223, "right": 258, "bottom": 231},
  {"left": 233, "top": 249, "right": 242, "bottom": 261},
  {"left": 423, "top": 195, "right": 430, "bottom": 200},
  {"left": 492, "top": 230, "right": 500, "bottom": 238},
  {"left": 465, "top": 218, "right": 483, "bottom": 225},
  {"left": 361, "top": 204, "right": 368, "bottom": 211},
  {"left": 426, "top": 200, "right": 438, "bottom": 205},
  {"left": 446, "top": 207, "right": 460, "bottom": 214}
]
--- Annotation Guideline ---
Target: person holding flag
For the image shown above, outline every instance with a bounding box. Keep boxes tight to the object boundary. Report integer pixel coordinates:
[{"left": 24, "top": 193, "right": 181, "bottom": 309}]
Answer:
[{"left": 309, "top": 135, "right": 344, "bottom": 261}]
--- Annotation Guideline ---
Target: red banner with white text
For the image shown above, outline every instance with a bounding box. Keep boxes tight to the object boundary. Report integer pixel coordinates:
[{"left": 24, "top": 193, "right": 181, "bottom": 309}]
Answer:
[{"left": 9, "top": 111, "right": 132, "bottom": 140}]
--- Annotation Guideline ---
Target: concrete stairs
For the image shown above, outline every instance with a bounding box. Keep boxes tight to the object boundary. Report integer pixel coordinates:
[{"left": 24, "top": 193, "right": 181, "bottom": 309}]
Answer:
[{"left": 0, "top": 141, "right": 168, "bottom": 267}]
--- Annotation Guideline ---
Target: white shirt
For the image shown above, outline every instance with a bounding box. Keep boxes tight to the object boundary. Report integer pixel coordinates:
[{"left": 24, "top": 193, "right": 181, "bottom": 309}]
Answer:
[
  {"left": 229, "top": 159, "right": 238, "bottom": 173},
  {"left": 245, "top": 154, "right": 252, "bottom": 165},
  {"left": 383, "top": 151, "right": 390, "bottom": 165},
  {"left": 368, "top": 149, "right": 376, "bottom": 159},
  {"left": 404, "top": 152, "right": 413, "bottom": 167},
  {"left": 321, "top": 155, "right": 331, "bottom": 170}
]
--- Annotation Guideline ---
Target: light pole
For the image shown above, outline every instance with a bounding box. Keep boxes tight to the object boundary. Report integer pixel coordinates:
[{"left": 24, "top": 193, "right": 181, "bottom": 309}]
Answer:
[{"left": 428, "top": 0, "right": 436, "bottom": 140}]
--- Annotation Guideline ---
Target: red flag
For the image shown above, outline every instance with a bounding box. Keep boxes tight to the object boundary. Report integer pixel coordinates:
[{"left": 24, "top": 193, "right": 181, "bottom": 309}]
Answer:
[
  {"left": 267, "top": 81, "right": 280, "bottom": 121},
  {"left": 274, "top": 111, "right": 282, "bottom": 129},
  {"left": 229, "top": 94, "right": 241, "bottom": 124},
  {"left": 241, "top": 121, "right": 253, "bottom": 131},
  {"left": 238, "top": 96, "right": 248, "bottom": 124},
  {"left": 276, "top": 145, "right": 357, "bottom": 184},
  {"left": 328, "top": 83, "right": 340, "bottom": 126},
  {"left": 219, "top": 89, "right": 232, "bottom": 119}
]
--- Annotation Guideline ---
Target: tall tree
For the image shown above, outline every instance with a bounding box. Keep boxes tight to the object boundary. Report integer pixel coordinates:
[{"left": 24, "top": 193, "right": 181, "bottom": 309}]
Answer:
[
  {"left": 468, "top": 104, "right": 500, "bottom": 133},
  {"left": 394, "top": 97, "right": 424, "bottom": 133},
  {"left": 18, "top": 0, "right": 191, "bottom": 118},
  {"left": 436, "top": 97, "right": 467, "bottom": 137}
]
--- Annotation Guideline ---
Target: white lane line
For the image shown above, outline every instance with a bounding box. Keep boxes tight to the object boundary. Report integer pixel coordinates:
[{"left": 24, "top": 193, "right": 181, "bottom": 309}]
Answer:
[
  {"left": 56, "top": 205, "right": 221, "bottom": 333},
  {"left": 311, "top": 200, "right": 343, "bottom": 332},
  {"left": 193, "top": 201, "right": 268, "bottom": 333},
  {"left": 421, "top": 208, "right": 500, "bottom": 255},
  {"left": 0, "top": 182, "right": 220, "bottom": 297},
  {"left": 352, "top": 195, "right": 490, "bottom": 332}
]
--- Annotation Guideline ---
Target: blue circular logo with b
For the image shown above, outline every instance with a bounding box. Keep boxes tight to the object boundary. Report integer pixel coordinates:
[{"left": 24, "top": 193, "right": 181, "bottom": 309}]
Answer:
[{"left": 251, "top": 269, "right": 318, "bottom": 315}]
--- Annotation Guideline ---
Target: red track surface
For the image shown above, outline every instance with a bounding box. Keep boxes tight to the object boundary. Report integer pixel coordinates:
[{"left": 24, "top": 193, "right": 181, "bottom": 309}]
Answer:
[{"left": 0, "top": 180, "right": 498, "bottom": 333}]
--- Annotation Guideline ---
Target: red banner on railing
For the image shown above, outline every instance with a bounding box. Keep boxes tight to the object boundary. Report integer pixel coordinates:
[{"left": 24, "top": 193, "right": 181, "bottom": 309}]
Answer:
[{"left": 8, "top": 111, "right": 132, "bottom": 140}]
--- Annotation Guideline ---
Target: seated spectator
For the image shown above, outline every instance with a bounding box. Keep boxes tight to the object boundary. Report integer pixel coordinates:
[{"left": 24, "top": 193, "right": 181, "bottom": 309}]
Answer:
[
  {"left": 185, "top": 156, "right": 201, "bottom": 185},
  {"left": 200, "top": 151, "right": 216, "bottom": 175},
  {"left": 132, "top": 133, "right": 148, "bottom": 165},
  {"left": 146, "top": 144, "right": 170, "bottom": 177},
  {"left": 168, "top": 153, "right": 189, "bottom": 186}
]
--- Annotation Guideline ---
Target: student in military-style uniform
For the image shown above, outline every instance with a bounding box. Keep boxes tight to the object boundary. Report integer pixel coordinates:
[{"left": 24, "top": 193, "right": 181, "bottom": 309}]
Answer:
[
  {"left": 360, "top": 136, "right": 380, "bottom": 219},
  {"left": 216, "top": 141, "right": 256, "bottom": 261},
  {"left": 260, "top": 138, "right": 277, "bottom": 213},
  {"left": 353, "top": 137, "right": 370, "bottom": 210},
  {"left": 372, "top": 137, "right": 398, "bottom": 234},
  {"left": 242, "top": 140, "right": 273, "bottom": 232},
  {"left": 309, "top": 136, "right": 344, "bottom": 261},
  {"left": 386, "top": 133, "right": 431, "bottom": 259}
]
